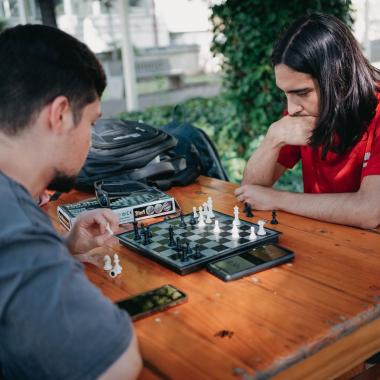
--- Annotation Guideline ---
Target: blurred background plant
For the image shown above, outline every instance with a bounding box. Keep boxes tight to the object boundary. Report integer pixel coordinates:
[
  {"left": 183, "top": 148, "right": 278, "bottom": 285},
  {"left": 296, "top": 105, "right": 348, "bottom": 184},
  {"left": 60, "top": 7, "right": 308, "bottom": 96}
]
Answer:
[
  {"left": 120, "top": 0, "right": 353, "bottom": 189},
  {"left": 0, "top": 18, "right": 6, "bottom": 32}
]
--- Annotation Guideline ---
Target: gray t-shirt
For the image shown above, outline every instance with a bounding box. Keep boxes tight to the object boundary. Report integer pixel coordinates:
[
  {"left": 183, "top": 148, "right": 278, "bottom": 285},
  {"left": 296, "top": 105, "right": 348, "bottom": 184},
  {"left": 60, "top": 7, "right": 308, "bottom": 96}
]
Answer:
[{"left": 0, "top": 172, "right": 133, "bottom": 379}]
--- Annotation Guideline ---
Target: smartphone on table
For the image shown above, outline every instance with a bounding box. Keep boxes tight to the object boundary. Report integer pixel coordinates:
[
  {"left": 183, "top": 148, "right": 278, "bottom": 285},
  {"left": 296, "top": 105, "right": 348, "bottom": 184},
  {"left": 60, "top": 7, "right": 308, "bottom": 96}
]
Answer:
[
  {"left": 117, "top": 284, "right": 187, "bottom": 321},
  {"left": 207, "top": 244, "right": 294, "bottom": 282}
]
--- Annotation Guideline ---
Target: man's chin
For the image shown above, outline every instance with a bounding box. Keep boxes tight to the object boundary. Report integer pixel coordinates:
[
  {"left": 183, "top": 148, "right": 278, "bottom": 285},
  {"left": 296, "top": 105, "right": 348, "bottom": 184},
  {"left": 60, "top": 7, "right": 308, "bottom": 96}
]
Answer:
[{"left": 47, "top": 174, "right": 77, "bottom": 193}]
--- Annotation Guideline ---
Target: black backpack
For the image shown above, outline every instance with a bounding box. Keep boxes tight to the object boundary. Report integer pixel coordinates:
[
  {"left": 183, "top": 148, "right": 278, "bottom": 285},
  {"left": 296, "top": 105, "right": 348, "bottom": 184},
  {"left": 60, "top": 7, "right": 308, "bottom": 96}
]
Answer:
[
  {"left": 75, "top": 119, "right": 201, "bottom": 191},
  {"left": 161, "top": 106, "right": 229, "bottom": 181},
  {"left": 75, "top": 110, "right": 229, "bottom": 192}
]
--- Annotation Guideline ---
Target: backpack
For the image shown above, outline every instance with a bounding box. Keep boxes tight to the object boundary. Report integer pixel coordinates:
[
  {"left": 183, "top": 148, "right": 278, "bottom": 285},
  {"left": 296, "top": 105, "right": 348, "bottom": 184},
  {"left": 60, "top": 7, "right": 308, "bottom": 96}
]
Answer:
[
  {"left": 161, "top": 106, "right": 229, "bottom": 181},
  {"left": 75, "top": 119, "right": 201, "bottom": 192}
]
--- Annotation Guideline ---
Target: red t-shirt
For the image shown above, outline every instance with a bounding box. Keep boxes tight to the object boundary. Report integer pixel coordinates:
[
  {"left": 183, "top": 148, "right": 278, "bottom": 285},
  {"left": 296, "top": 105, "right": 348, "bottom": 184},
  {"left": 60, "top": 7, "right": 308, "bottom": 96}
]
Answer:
[{"left": 277, "top": 101, "right": 380, "bottom": 193}]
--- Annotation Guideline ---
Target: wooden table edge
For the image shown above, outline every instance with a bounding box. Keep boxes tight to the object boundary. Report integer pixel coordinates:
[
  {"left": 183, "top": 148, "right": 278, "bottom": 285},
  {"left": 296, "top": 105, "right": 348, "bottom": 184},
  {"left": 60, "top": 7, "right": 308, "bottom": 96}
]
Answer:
[{"left": 270, "top": 315, "right": 380, "bottom": 380}]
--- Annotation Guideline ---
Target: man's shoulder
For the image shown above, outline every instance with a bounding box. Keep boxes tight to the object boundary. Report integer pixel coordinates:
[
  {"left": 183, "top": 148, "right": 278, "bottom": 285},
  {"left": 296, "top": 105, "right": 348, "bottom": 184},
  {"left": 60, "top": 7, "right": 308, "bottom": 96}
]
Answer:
[{"left": 0, "top": 172, "right": 52, "bottom": 239}]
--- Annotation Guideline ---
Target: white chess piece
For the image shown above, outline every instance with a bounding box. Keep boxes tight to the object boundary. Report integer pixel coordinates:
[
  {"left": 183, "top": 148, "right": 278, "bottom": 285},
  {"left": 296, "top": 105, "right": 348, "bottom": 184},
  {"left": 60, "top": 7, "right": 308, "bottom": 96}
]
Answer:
[
  {"left": 113, "top": 254, "right": 123, "bottom": 275},
  {"left": 207, "top": 197, "right": 215, "bottom": 218},
  {"left": 213, "top": 220, "right": 221, "bottom": 234},
  {"left": 103, "top": 255, "right": 112, "bottom": 271},
  {"left": 198, "top": 211, "right": 206, "bottom": 227},
  {"left": 193, "top": 206, "right": 198, "bottom": 218},
  {"left": 203, "top": 202, "right": 208, "bottom": 215},
  {"left": 105, "top": 223, "right": 113, "bottom": 235},
  {"left": 249, "top": 226, "right": 257, "bottom": 240},
  {"left": 233, "top": 205, "right": 240, "bottom": 226},
  {"left": 257, "top": 220, "right": 267, "bottom": 236},
  {"left": 231, "top": 220, "right": 239, "bottom": 239},
  {"left": 198, "top": 206, "right": 203, "bottom": 218},
  {"left": 205, "top": 210, "right": 212, "bottom": 224}
]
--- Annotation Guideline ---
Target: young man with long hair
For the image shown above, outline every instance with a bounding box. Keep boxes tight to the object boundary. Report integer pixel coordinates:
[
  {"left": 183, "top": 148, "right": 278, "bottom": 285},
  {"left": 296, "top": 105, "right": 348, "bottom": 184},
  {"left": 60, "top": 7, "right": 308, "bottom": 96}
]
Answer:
[
  {"left": 0, "top": 25, "right": 141, "bottom": 379},
  {"left": 235, "top": 13, "right": 380, "bottom": 229}
]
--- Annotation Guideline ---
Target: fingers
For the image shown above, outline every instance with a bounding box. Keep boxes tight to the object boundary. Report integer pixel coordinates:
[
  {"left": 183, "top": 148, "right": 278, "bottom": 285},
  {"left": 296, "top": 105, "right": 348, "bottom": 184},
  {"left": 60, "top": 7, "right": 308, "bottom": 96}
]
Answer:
[
  {"left": 94, "top": 233, "right": 114, "bottom": 247},
  {"left": 77, "top": 209, "right": 119, "bottom": 233}
]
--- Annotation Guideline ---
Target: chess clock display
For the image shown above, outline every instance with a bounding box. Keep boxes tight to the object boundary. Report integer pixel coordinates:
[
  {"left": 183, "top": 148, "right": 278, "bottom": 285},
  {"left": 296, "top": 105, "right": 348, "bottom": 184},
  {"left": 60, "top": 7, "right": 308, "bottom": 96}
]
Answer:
[
  {"left": 207, "top": 244, "right": 294, "bottom": 281},
  {"left": 117, "top": 284, "right": 187, "bottom": 321}
]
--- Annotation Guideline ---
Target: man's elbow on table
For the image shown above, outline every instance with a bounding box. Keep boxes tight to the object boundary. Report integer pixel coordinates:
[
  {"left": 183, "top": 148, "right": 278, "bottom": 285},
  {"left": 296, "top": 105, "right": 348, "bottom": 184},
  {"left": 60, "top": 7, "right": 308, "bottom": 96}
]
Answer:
[{"left": 99, "top": 331, "right": 142, "bottom": 380}]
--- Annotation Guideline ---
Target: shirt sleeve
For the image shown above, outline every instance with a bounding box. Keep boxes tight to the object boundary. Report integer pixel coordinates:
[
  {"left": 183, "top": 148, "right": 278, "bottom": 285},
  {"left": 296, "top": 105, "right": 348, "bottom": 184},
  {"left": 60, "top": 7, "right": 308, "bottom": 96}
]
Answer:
[
  {"left": 362, "top": 119, "right": 380, "bottom": 177},
  {"left": 0, "top": 230, "right": 133, "bottom": 380},
  {"left": 277, "top": 144, "right": 301, "bottom": 169}
]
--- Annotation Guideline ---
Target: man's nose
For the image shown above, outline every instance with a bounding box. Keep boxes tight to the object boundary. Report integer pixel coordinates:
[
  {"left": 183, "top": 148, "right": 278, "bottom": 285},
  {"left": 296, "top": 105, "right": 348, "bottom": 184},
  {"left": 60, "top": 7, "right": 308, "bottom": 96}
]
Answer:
[{"left": 287, "top": 100, "right": 303, "bottom": 116}]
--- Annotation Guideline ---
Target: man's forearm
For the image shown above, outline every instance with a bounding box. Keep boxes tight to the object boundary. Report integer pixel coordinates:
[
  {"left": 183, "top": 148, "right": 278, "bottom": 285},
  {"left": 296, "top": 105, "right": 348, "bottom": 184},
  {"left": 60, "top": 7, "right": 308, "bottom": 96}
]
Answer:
[
  {"left": 275, "top": 190, "right": 379, "bottom": 229},
  {"left": 243, "top": 134, "right": 282, "bottom": 186}
]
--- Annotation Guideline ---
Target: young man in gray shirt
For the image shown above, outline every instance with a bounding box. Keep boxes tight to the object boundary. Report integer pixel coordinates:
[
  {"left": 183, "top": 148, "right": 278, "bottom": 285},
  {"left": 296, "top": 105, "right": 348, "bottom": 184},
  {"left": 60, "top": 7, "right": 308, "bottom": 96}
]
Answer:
[{"left": 0, "top": 25, "right": 142, "bottom": 379}]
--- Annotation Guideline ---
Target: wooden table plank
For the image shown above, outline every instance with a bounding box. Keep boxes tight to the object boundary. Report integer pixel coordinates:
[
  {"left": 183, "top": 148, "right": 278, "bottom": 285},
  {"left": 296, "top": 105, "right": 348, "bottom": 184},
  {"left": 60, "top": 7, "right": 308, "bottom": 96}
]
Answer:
[{"left": 43, "top": 176, "right": 380, "bottom": 380}]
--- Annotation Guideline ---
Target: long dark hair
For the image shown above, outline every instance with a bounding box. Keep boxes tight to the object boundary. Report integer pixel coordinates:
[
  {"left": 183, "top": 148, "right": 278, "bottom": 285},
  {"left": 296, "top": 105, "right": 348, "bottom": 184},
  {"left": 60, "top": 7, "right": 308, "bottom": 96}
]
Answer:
[{"left": 271, "top": 13, "right": 380, "bottom": 157}]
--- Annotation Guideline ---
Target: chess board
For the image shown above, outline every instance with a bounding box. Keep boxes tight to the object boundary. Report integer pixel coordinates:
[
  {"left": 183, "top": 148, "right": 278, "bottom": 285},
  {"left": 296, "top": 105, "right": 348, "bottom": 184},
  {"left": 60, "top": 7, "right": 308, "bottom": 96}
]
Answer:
[{"left": 116, "top": 211, "right": 281, "bottom": 275}]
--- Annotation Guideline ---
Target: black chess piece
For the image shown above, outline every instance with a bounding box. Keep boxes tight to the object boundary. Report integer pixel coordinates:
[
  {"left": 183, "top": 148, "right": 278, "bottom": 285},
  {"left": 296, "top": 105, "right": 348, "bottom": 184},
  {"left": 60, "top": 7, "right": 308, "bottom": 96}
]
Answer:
[
  {"left": 270, "top": 210, "right": 278, "bottom": 225},
  {"left": 244, "top": 203, "right": 254, "bottom": 218},
  {"left": 189, "top": 212, "right": 196, "bottom": 225},
  {"left": 181, "top": 245, "right": 189, "bottom": 262},
  {"left": 133, "top": 221, "right": 141, "bottom": 241},
  {"left": 185, "top": 241, "right": 192, "bottom": 256},
  {"left": 175, "top": 237, "right": 181, "bottom": 252},
  {"left": 146, "top": 226, "right": 153, "bottom": 240},
  {"left": 179, "top": 212, "right": 187, "bottom": 228},
  {"left": 194, "top": 244, "right": 201, "bottom": 259},
  {"left": 168, "top": 225, "right": 176, "bottom": 247},
  {"left": 142, "top": 230, "right": 149, "bottom": 245}
]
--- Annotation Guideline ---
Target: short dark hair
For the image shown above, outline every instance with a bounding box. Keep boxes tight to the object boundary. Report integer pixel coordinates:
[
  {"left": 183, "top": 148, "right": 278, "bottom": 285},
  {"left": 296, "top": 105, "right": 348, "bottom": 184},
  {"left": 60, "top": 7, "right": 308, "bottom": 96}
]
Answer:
[
  {"left": 271, "top": 13, "right": 380, "bottom": 157},
  {"left": 0, "top": 24, "right": 106, "bottom": 135}
]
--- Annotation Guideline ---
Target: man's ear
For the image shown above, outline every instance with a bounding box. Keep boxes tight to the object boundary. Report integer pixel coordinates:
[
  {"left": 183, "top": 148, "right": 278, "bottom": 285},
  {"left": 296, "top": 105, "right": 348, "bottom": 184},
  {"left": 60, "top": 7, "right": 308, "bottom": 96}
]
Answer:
[{"left": 47, "top": 96, "right": 73, "bottom": 135}]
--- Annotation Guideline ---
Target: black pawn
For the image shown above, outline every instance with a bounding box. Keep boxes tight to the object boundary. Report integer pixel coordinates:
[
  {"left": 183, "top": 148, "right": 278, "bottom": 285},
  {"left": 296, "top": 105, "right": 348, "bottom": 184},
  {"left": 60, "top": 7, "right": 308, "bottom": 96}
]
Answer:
[
  {"left": 189, "top": 213, "right": 196, "bottom": 225},
  {"left": 176, "top": 237, "right": 181, "bottom": 252},
  {"left": 194, "top": 244, "right": 201, "bottom": 259},
  {"left": 142, "top": 230, "right": 149, "bottom": 245},
  {"left": 168, "top": 226, "right": 175, "bottom": 247},
  {"left": 270, "top": 210, "right": 278, "bottom": 225},
  {"left": 179, "top": 212, "right": 187, "bottom": 228},
  {"left": 185, "top": 241, "right": 192, "bottom": 256},
  {"left": 133, "top": 221, "right": 141, "bottom": 241},
  {"left": 146, "top": 225, "right": 153, "bottom": 239},
  {"left": 244, "top": 203, "right": 254, "bottom": 218},
  {"left": 181, "top": 246, "right": 189, "bottom": 262}
]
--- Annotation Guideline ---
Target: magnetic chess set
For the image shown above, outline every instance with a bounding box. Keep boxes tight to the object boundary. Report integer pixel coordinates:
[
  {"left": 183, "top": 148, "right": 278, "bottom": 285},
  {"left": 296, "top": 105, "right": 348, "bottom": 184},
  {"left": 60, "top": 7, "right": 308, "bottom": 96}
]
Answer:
[
  {"left": 57, "top": 186, "right": 176, "bottom": 230},
  {"left": 116, "top": 197, "right": 281, "bottom": 275}
]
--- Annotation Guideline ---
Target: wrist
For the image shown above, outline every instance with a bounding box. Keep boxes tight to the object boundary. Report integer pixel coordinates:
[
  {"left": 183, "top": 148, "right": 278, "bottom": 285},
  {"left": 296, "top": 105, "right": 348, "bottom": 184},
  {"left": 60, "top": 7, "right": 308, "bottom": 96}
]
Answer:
[{"left": 267, "top": 124, "right": 286, "bottom": 149}]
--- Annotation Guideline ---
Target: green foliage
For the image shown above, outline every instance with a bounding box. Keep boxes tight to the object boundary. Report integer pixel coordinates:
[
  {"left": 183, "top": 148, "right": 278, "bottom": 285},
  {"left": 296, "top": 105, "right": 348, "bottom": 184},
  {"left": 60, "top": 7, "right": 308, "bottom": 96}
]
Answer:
[
  {"left": 0, "top": 19, "right": 7, "bottom": 33},
  {"left": 120, "top": 2, "right": 354, "bottom": 191},
  {"left": 210, "top": 0, "right": 353, "bottom": 154}
]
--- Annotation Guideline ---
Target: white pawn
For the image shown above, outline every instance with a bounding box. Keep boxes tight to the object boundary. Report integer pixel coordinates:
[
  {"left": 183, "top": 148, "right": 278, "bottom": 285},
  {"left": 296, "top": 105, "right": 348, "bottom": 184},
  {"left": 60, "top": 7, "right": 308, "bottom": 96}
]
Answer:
[
  {"left": 231, "top": 220, "right": 239, "bottom": 239},
  {"left": 213, "top": 220, "right": 221, "bottom": 234},
  {"left": 198, "top": 206, "right": 203, "bottom": 218},
  {"left": 205, "top": 210, "right": 212, "bottom": 224},
  {"left": 103, "top": 255, "right": 112, "bottom": 271},
  {"left": 207, "top": 197, "right": 215, "bottom": 218},
  {"left": 233, "top": 205, "right": 240, "bottom": 226},
  {"left": 249, "top": 226, "right": 257, "bottom": 240},
  {"left": 193, "top": 206, "right": 198, "bottom": 218},
  {"left": 113, "top": 254, "right": 123, "bottom": 275},
  {"left": 257, "top": 220, "right": 267, "bottom": 236},
  {"left": 198, "top": 211, "right": 206, "bottom": 227}
]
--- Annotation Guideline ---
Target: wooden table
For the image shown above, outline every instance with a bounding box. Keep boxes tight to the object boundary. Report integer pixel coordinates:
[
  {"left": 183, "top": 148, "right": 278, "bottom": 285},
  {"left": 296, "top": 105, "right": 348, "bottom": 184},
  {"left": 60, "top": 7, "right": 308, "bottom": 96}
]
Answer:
[{"left": 44, "top": 176, "right": 380, "bottom": 380}]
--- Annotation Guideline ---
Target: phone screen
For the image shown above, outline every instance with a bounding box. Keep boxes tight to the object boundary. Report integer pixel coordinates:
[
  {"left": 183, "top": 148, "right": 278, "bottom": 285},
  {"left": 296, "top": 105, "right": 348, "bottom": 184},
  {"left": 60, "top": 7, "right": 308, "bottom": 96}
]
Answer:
[
  {"left": 117, "top": 284, "right": 187, "bottom": 320},
  {"left": 212, "top": 245, "right": 292, "bottom": 276}
]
